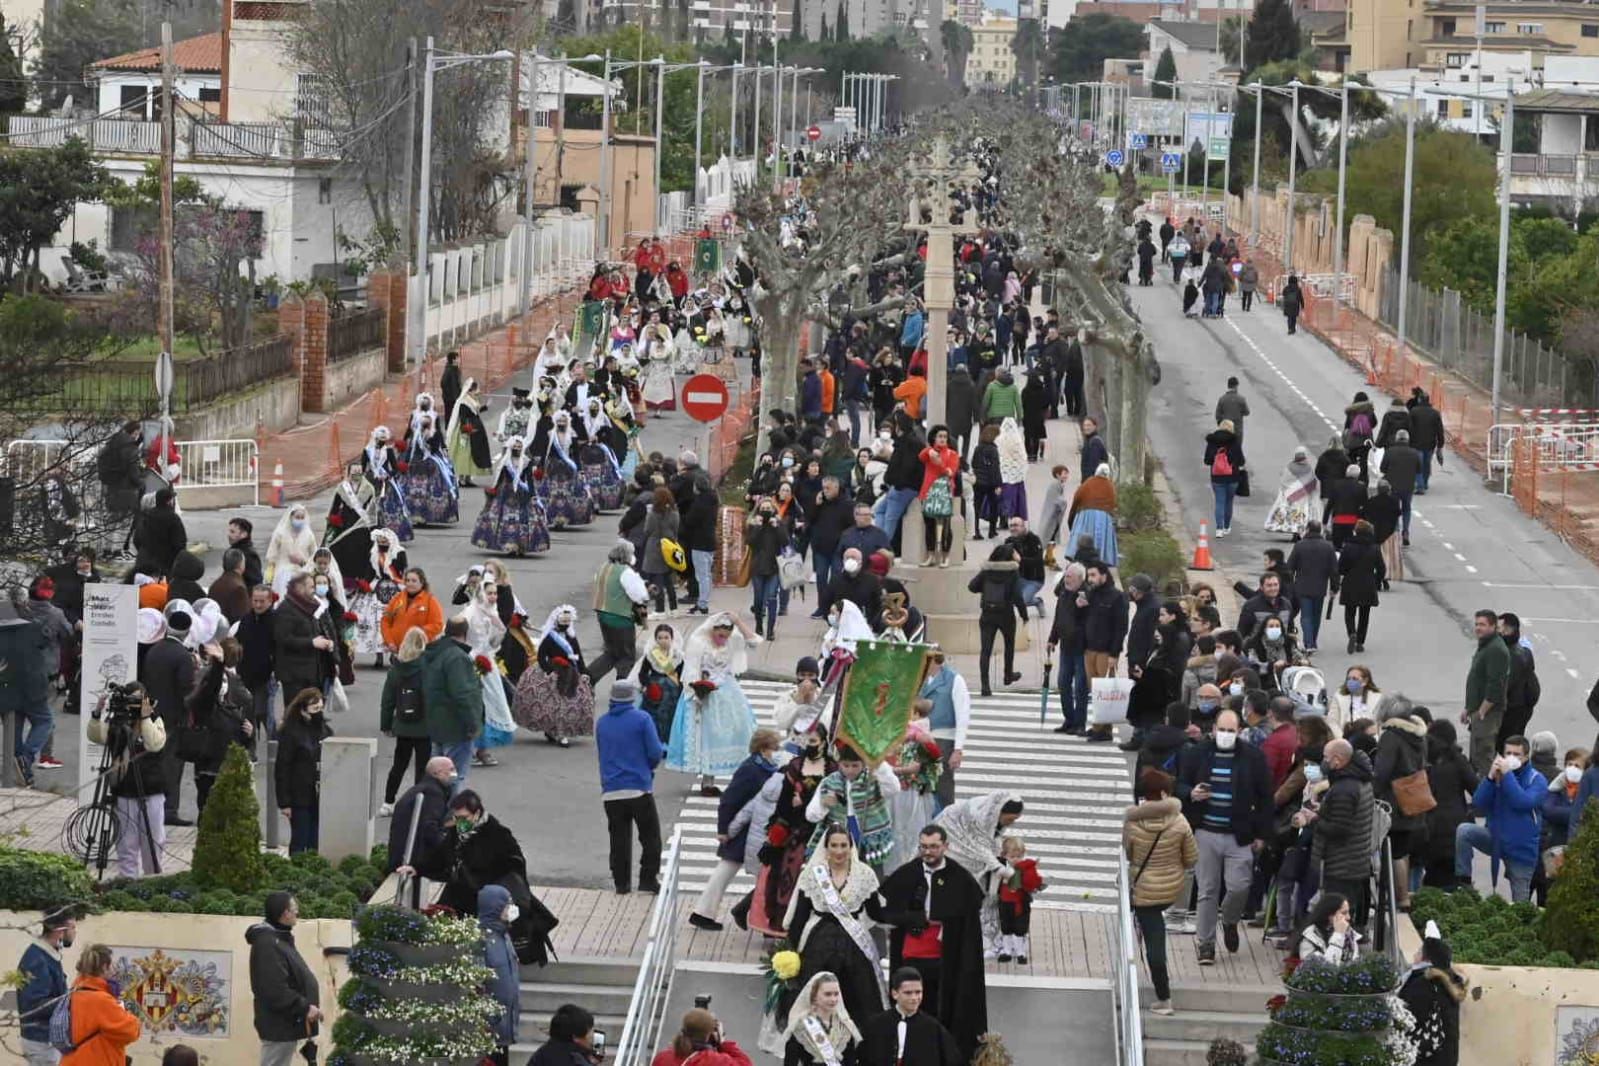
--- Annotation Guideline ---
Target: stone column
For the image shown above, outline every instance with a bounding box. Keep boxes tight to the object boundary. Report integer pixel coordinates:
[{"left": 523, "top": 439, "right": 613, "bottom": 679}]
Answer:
[{"left": 318, "top": 736, "right": 377, "bottom": 863}]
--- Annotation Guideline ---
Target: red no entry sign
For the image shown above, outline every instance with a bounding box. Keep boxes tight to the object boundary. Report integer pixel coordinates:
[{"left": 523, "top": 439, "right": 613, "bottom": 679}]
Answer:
[
  {"left": 681, "top": 374, "right": 730, "bottom": 423},
  {"left": 807, "top": 124, "right": 822, "bottom": 142}
]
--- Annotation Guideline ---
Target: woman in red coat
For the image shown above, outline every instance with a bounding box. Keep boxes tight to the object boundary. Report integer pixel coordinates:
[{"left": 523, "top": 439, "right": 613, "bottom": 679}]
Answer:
[
  {"left": 649, "top": 1009, "right": 754, "bottom": 1066},
  {"left": 917, "top": 425, "right": 961, "bottom": 569}
]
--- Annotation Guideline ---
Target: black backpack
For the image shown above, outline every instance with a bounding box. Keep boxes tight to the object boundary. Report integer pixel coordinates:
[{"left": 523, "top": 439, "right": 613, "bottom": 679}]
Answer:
[{"left": 393, "top": 675, "right": 425, "bottom": 727}]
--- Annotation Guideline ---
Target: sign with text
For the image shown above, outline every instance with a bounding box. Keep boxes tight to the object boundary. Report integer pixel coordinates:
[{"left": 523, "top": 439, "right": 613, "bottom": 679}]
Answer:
[
  {"left": 78, "top": 582, "right": 138, "bottom": 795},
  {"left": 1185, "top": 111, "right": 1235, "bottom": 151},
  {"left": 1126, "top": 97, "right": 1186, "bottom": 137}
]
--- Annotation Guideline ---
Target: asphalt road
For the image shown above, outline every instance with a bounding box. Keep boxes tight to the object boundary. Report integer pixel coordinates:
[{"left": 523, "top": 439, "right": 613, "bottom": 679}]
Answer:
[
  {"left": 50, "top": 366, "right": 747, "bottom": 889},
  {"left": 1129, "top": 259, "right": 1599, "bottom": 753}
]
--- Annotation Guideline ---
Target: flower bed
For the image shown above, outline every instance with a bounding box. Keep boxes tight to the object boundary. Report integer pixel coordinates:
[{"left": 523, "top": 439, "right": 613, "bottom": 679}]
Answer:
[{"left": 1255, "top": 954, "right": 1415, "bottom": 1066}]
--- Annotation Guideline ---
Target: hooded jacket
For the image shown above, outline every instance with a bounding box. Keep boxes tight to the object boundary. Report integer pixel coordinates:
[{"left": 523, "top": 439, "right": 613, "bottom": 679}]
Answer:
[
  {"left": 59, "top": 974, "right": 141, "bottom": 1066},
  {"left": 478, "top": 883, "right": 521, "bottom": 1046},
  {"left": 1123, "top": 797, "right": 1198, "bottom": 908},
  {"left": 379, "top": 641, "right": 431, "bottom": 739},
  {"left": 1202, "top": 429, "right": 1244, "bottom": 485},
  {"left": 967, "top": 559, "right": 1028, "bottom": 621},
  {"left": 596, "top": 694, "right": 664, "bottom": 794},
  {"left": 1374, "top": 715, "right": 1429, "bottom": 833},
  {"left": 1313, "top": 750, "right": 1376, "bottom": 880},
  {"left": 167, "top": 549, "right": 207, "bottom": 605},
  {"left": 246, "top": 918, "right": 320, "bottom": 1043},
  {"left": 1407, "top": 401, "right": 1445, "bottom": 452},
  {"left": 1400, "top": 965, "right": 1467, "bottom": 1066},
  {"left": 980, "top": 377, "right": 1022, "bottom": 422}
]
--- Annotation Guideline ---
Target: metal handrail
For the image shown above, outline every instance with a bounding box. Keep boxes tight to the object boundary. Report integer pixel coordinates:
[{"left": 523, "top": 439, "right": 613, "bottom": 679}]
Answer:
[
  {"left": 615, "top": 826, "right": 685, "bottom": 1066},
  {"left": 1113, "top": 847, "right": 1145, "bottom": 1066}
]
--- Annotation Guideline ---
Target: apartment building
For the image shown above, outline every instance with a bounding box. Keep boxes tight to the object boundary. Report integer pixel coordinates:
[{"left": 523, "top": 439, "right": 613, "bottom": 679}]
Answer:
[
  {"left": 967, "top": 13, "right": 1017, "bottom": 87},
  {"left": 1349, "top": 0, "right": 1599, "bottom": 76}
]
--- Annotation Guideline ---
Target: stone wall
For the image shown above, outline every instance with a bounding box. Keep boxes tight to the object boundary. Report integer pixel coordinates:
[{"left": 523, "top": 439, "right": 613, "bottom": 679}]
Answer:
[
  {"left": 1226, "top": 188, "right": 1395, "bottom": 318},
  {"left": 281, "top": 291, "right": 388, "bottom": 414},
  {"left": 173, "top": 374, "right": 301, "bottom": 440},
  {"left": 324, "top": 345, "right": 389, "bottom": 412},
  {"left": 0, "top": 909, "right": 351, "bottom": 1061}
]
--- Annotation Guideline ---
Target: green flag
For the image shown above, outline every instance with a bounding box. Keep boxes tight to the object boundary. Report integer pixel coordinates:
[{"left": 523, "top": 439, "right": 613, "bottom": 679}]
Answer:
[
  {"left": 694, "top": 238, "right": 722, "bottom": 275},
  {"left": 575, "top": 300, "right": 606, "bottom": 349},
  {"left": 836, "top": 640, "right": 934, "bottom": 768}
]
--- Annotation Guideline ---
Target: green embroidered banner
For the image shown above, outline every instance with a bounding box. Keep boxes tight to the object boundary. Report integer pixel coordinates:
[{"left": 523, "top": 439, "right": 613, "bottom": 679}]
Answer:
[
  {"left": 574, "top": 300, "right": 607, "bottom": 353},
  {"left": 694, "top": 238, "right": 722, "bottom": 275},
  {"left": 837, "top": 640, "right": 934, "bottom": 768}
]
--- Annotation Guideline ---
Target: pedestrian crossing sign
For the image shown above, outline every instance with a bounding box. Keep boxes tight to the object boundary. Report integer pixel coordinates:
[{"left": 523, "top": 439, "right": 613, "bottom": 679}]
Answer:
[
  {"left": 1129, "top": 132, "right": 1148, "bottom": 150},
  {"left": 694, "top": 238, "right": 722, "bottom": 275}
]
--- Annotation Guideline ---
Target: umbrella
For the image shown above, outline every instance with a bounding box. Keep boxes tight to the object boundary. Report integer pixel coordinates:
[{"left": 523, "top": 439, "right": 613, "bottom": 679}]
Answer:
[{"left": 1040, "top": 652, "right": 1054, "bottom": 726}]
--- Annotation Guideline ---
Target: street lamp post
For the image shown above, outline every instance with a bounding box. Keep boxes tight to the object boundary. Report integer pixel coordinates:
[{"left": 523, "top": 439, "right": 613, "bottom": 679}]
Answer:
[
  {"left": 1250, "top": 83, "right": 1261, "bottom": 245},
  {"left": 1491, "top": 91, "right": 1514, "bottom": 421},
  {"left": 1396, "top": 77, "right": 1417, "bottom": 362},
  {"left": 1333, "top": 81, "right": 1350, "bottom": 312},
  {"left": 1284, "top": 80, "right": 1300, "bottom": 275},
  {"left": 410, "top": 39, "right": 516, "bottom": 368}
]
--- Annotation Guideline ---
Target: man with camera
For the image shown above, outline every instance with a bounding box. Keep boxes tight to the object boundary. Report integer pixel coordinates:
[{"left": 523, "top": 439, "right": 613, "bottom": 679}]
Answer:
[
  {"left": 529, "top": 1003, "right": 607, "bottom": 1065},
  {"left": 88, "top": 681, "right": 169, "bottom": 877}
]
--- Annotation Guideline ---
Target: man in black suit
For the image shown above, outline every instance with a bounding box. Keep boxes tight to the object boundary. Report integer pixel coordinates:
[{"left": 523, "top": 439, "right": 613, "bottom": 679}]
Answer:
[{"left": 859, "top": 967, "right": 962, "bottom": 1066}]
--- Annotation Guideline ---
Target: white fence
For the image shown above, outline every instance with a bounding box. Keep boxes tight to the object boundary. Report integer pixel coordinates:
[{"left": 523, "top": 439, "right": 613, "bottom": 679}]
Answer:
[
  {"left": 698, "top": 155, "right": 755, "bottom": 211},
  {"left": 422, "top": 212, "right": 595, "bottom": 352},
  {"left": 4, "top": 435, "right": 259, "bottom": 514},
  {"left": 7, "top": 115, "right": 341, "bottom": 161},
  {"left": 174, "top": 439, "right": 260, "bottom": 506}
]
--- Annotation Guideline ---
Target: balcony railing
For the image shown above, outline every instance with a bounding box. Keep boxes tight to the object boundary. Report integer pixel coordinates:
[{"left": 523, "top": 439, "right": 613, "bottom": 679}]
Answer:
[{"left": 7, "top": 114, "right": 344, "bottom": 162}]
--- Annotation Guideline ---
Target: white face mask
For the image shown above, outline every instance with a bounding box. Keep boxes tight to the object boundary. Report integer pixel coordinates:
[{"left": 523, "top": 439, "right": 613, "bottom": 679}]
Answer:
[
  {"left": 1503, "top": 755, "right": 1523, "bottom": 772},
  {"left": 1304, "top": 763, "right": 1324, "bottom": 783},
  {"left": 1265, "top": 626, "right": 1283, "bottom": 640},
  {"left": 503, "top": 904, "right": 520, "bottom": 923},
  {"left": 1566, "top": 765, "right": 1584, "bottom": 784},
  {"left": 843, "top": 559, "right": 860, "bottom": 574},
  {"left": 1214, "top": 729, "right": 1239, "bottom": 751},
  {"left": 1228, "top": 682, "right": 1244, "bottom": 696},
  {"left": 291, "top": 518, "right": 307, "bottom": 531},
  {"left": 314, "top": 583, "right": 329, "bottom": 598}
]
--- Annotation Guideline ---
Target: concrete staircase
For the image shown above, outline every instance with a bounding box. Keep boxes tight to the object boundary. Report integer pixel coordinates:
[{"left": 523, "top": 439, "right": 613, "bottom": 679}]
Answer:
[
  {"left": 510, "top": 955, "right": 640, "bottom": 1054},
  {"left": 1140, "top": 982, "right": 1275, "bottom": 1066}
]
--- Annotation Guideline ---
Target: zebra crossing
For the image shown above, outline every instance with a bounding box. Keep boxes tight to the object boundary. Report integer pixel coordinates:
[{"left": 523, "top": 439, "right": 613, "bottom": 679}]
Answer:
[{"left": 673, "top": 678, "right": 1134, "bottom": 913}]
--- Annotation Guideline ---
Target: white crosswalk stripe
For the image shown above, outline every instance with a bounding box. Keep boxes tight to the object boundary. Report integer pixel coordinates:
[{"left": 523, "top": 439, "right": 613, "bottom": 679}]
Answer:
[{"left": 671, "top": 679, "right": 1132, "bottom": 914}]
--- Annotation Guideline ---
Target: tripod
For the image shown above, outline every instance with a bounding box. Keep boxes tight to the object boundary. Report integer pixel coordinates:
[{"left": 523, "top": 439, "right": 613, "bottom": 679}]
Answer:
[{"left": 64, "top": 716, "right": 161, "bottom": 881}]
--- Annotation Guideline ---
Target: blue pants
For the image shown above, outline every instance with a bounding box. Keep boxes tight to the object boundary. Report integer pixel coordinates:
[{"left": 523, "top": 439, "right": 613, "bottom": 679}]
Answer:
[
  {"left": 432, "top": 739, "right": 474, "bottom": 795},
  {"left": 1204, "top": 289, "right": 1222, "bottom": 316},
  {"left": 14, "top": 703, "right": 52, "bottom": 774},
  {"left": 875, "top": 486, "right": 918, "bottom": 542},
  {"left": 845, "top": 400, "right": 862, "bottom": 446},
  {"left": 751, "top": 573, "right": 781, "bottom": 632},
  {"left": 1211, "top": 481, "right": 1237, "bottom": 531},
  {"left": 1417, "top": 448, "right": 1434, "bottom": 491},
  {"left": 691, "top": 549, "right": 714, "bottom": 610},
  {"left": 1397, "top": 490, "right": 1414, "bottom": 536},
  {"left": 1019, "top": 578, "right": 1044, "bottom": 609},
  {"left": 1057, "top": 653, "right": 1089, "bottom": 729},
  {"left": 1298, "top": 595, "right": 1325, "bottom": 651},
  {"left": 288, "top": 803, "right": 319, "bottom": 855},
  {"left": 811, "top": 551, "right": 838, "bottom": 614},
  {"left": 1454, "top": 822, "right": 1534, "bottom": 902}
]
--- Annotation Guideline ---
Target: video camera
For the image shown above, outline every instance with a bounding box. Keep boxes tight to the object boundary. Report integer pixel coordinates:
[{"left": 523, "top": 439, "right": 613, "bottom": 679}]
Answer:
[{"left": 92, "top": 681, "right": 149, "bottom": 756}]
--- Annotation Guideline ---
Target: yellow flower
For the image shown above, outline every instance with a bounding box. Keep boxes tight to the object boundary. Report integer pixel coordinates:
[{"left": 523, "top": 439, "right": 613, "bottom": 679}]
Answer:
[{"left": 771, "top": 950, "right": 802, "bottom": 980}]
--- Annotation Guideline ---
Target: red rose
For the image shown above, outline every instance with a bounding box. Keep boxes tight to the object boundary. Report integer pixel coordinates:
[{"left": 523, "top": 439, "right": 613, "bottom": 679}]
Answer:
[
  {"left": 1266, "top": 994, "right": 1287, "bottom": 1013},
  {"left": 462, "top": 423, "right": 475, "bottom": 434},
  {"left": 356, "top": 579, "right": 373, "bottom": 593},
  {"left": 645, "top": 682, "right": 663, "bottom": 702},
  {"left": 511, "top": 612, "right": 526, "bottom": 628},
  {"left": 483, "top": 486, "right": 498, "bottom": 498},
  {"left": 328, "top": 513, "right": 345, "bottom": 528},
  {"left": 766, "top": 824, "right": 790, "bottom": 846},
  {"left": 690, "top": 679, "right": 717, "bottom": 698},
  {"left": 532, "top": 467, "right": 545, "bottom": 479},
  {"left": 396, "top": 460, "right": 410, "bottom": 474},
  {"left": 473, "top": 654, "right": 494, "bottom": 674},
  {"left": 551, "top": 655, "right": 570, "bottom": 667},
  {"left": 920, "top": 738, "right": 942, "bottom": 760}
]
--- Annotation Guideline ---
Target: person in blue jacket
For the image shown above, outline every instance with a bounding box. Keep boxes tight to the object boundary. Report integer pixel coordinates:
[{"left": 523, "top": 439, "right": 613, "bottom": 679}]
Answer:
[
  {"left": 688, "top": 726, "right": 786, "bottom": 932},
  {"left": 478, "top": 884, "right": 521, "bottom": 1063},
  {"left": 1454, "top": 734, "right": 1547, "bottom": 902},
  {"left": 899, "top": 300, "right": 926, "bottom": 359},
  {"left": 1571, "top": 724, "right": 1599, "bottom": 834},
  {"left": 18, "top": 911, "right": 73, "bottom": 1063},
  {"left": 595, "top": 678, "right": 666, "bottom": 895}
]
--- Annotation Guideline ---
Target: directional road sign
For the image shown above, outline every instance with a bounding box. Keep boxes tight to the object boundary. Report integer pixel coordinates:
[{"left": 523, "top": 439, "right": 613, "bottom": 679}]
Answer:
[{"left": 1104, "top": 148, "right": 1125, "bottom": 167}]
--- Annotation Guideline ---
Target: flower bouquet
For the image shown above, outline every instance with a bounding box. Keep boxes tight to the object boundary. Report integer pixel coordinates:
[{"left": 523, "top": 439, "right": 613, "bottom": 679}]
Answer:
[
  {"left": 900, "top": 735, "right": 942, "bottom": 795},
  {"left": 473, "top": 654, "right": 495, "bottom": 677},
  {"left": 329, "top": 512, "right": 345, "bottom": 528},
  {"left": 395, "top": 460, "right": 410, "bottom": 474},
  {"left": 690, "top": 678, "right": 718, "bottom": 700},
  {"left": 759, "top": 941, "right": 803, "bottom": 1016}
]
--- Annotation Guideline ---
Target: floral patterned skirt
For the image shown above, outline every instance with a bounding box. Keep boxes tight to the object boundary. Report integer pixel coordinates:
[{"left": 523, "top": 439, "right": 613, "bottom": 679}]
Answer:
[
  {"left": 537, "top": 475, "right": 594, "bottom": 529},
  {"left": 471, "top": 490, "right": 550, "bottom": 555},
  {"left": 582, "top": 463, "right": 625, "bottom": 511},
  {"left": 512, "top": 666, "right": 595, "bottom": 737},
  {"left": 401, "top": 463, "right": 459, "bottom": 525},
  {"left": 375, "top": 481, "right": 415, "bottom": 542}
]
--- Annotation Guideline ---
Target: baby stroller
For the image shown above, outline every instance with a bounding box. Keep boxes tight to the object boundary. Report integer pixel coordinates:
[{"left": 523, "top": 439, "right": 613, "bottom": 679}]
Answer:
[{"left": 1279, "top": 665, "right": 1329, "bottom": 718}]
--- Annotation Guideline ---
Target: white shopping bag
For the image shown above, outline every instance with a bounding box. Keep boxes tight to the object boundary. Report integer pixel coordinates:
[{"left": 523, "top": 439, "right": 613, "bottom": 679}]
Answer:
[{"left": 1089, "top": 676, "right": 1136, "bottom": 726}]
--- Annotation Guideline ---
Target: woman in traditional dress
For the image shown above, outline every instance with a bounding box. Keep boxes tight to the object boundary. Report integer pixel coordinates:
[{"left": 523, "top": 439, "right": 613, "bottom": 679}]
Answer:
[
  {"left": 578, "top": 398, "right": 626, "bottom": 510},
  {"left": 723, "top": 292, "right": 753, "bottom": 358},
  {"left": 607, "top": 395, "right": 643, "bottom": 481},
  {"left": 752, "top": 723, "right": 835, "bottom": 937},
  {"left": 265, "top": 504, "right": 319, "bottom": 596},
  {"left": 446, "top": 377, "right": 494, "bottom": 487},
  {"left": 458, "top": 583, "right": 517, "bottom": 753},
  {"left": 1265, "top": 445, "right": 1319, "bottom": 538},
  {"left": 629, "top": 622, "right": 684, "bottom": 744},
  {"left": 362, "top": 426, "right": 414, "bottom": 542},
  {"left": 497, "top": 387, "right": 537, "bottom": 445},
  {"left": 996, "top": 417, "right": 1029, "bottom": 521},
  {"left": 1066, "top": 462, "right": 1120, "bottom": 567},
  {"left": 534, "top": 411, "right": 594, "bottom": 529},
  {"left": 323, "top": 461, "right": 376, "bottom": 590},
  {"left": 408, "top": 391, "right": 444, "bottom": 439},
  {"left": 399, "top": 410, "right": 459, "bottom": 526},
  {"left": 935, "top": 790, "right": 1025, "bottom": 958},
  {"left": 887, "top": 700, "right": 942, "bottom": 872},
  {"left": 641, "top": 328, "right": 677, "bottom": 411},
  {"left": 350, "top": 528, "right": 406, "bottom": 667},
  {"left": 779, "top": 972, "right": 863, "bottom": 1066},
  {"left": 471, "top": 436, "right": 550, "bottom": 556},
  {"left": 512, "top": 604, "right": 595, "bottom": 748},
  {"left": 482, "top": 559, "right": 535, "bottom": 685},
  {"left": 762, "top": 827, "right": 885, "bottom": 1054},
  {"left": 665, "top": 611, "right": 760, "bottom": 794}
]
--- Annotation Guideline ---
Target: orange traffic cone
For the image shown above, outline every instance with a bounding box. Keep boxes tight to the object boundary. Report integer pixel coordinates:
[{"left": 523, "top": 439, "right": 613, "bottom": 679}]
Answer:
[
  {"left": 1190, "top": 521, "right": 1215, "bottom": 571},
  {"left": 269, "top": 461, "right": 284, "bottom": 508}
]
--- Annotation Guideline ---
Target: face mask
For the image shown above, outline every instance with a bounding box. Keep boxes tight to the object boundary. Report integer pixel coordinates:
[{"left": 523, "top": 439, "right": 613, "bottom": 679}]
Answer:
[
  {"left": 1567, "top": 765, "right": 1584, "bottom": 784},
  {"left": 1503, "top": 756, "right": 1523, "bottom": 772},
  {"left": 781, "top": 456, "right": 795, "bottom": 468},
  {"left": 60, "top": 935, "right": 75, "bottom": 949},
  {"left": 1228, "top": 682, "right": 1244, "bottom": 697},
  {"left": 1304, "top": 764, "right": 1324, "bottom": 784},
  {"left": 843, "top": 559, "right": 860, "bottom": 574},
  {"left": 306, "top": 705, "right": 323, "bottom": 717},
  {"left": 1214, "top": 729, "right": 1238, "bottom": 751},
  {"left": 291, "top": 518, "right": 306, "bottom": 531},
  {"left": 1198, "top": 699, "right": 1218, "bottom": 713},
  {"left": 878, "top": 431, "right": 892, "bottom": 441},
  {"left": 315, "top": 583, "right": 329, "bottom": 597},
  {"left": 455, "top": 816, "right": 475, "bottom": 833},
  {"left": 503, "top": 904, "right": 520, "bottom": 923},
  {"left": 1265, "top": 626, "right": 1282, "bottom": 640},
  {"left": 1346, "top": 678, "right": 1363, "bottom": 694}
]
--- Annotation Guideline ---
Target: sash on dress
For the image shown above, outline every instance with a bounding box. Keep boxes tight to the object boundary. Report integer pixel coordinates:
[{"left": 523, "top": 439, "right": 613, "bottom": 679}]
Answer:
[
  {"left": 811, "top": 862, "right": 888, "bottom": 1006},
  {"left": 801, "top": 1014, "right": 844, "bottom": 1066}
]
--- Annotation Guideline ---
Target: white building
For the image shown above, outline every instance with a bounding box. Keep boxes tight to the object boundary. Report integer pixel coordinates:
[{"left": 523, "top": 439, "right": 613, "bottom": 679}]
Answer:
[
  {"left": 1365, "top": 55, "right": 1538, "bottom": 136},
  {"left": 90, "top": 33, "right": 223, "bottom": 119},
  {"left": 1145, "top": 19, "right": 1224, "bottom": 87}
]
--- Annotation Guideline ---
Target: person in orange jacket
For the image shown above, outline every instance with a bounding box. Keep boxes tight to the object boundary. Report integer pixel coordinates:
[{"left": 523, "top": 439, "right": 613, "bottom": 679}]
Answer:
[
  {"left": 380, "top": 567, "right": 445, "bottom": 652},
  {"left": 819, "top": 363, "right": 837, "bottom": 418},
  {"left": 893, "top": 365, "right": 928, "bottom": 421},
  {"left": 60, "top": 944, "right": 142, "bottom": 1066}
]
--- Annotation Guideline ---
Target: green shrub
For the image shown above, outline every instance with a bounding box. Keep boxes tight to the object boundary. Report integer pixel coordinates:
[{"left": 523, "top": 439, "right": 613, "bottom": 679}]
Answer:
[
  {"left": 1115, "top": 480, "right": 1163, "bottom": 533},
  {"left": 1543, "top": 797, "right": 1599, "bottom": 962},
  {"left": 0, "top": 847, "right": 96, "bottom": 915},
  {"left": 1120, "top": 529, "right": 1186, "bottom": 594},
  {"left": 1413, "top": 881, "right": 1580, "bottom": 967},
  {"left": 191, "top": 744, "right": 264, "bottom": 893}
]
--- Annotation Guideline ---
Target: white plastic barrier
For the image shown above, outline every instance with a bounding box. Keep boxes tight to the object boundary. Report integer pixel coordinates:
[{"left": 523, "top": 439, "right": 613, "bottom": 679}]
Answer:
[{"left": 174, "top": 438, "right": 260, "bottom": 506}]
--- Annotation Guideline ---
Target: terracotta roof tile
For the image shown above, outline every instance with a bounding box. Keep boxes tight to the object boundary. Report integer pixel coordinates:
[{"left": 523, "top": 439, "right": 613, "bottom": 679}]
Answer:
[{"left": 91, "top": 32, "right": 223, "bottom": 74}]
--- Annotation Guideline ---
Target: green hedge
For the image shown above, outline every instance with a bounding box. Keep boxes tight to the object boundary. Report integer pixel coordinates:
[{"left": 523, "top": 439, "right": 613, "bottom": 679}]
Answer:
[
  {"left": 0, "top": 847, "right": 96, "bottom": 915},
  {"left": 1542, "top": 796, "right": 1599, "bottom": 962},
  {"left": 1411, "top": 887, "right": 1595, "bottom": 968},
  {"left": 1120, "top": 528, "right": 1187, "bottom": 594},
  {"left": 1115, "top": 480, "right": 1163, "bottom": 533}
]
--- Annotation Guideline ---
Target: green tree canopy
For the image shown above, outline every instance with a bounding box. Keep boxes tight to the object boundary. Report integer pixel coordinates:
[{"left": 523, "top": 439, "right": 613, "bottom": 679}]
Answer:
[
  {"left": 0, "top": 13, "right": 27, "bottom": 114},
  {"left": 1245, "top": 0, "right": 1301, "bottom": 71},
  {"left": 1048, "top": 13, "right": 1144, "bottom": 83},
  {"left": 1152, "top": 46, "right": 1176, "bottom": 98},
  {"left": 0, "top": 139, "right": 116, "bottom": 291}
]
